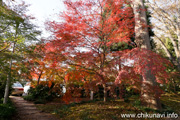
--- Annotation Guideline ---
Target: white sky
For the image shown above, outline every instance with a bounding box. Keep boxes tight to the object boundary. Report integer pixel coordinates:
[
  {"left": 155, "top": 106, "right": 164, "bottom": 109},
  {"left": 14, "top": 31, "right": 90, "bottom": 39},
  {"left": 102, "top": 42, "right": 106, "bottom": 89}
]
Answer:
[
  {"left": 25, "top": 0, "right": 65, "bottom": 23},
  {"left": 12, "top": 0, "right": 66, "bottom": 37}
]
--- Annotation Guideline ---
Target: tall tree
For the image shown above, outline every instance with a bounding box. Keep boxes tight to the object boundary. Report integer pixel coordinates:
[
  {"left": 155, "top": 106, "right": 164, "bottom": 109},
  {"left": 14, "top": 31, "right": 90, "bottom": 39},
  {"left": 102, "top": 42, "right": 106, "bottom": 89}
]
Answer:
[
  {"left": 46, "top": 0, "right": 134, "bottom": 102},
  {"left": 131, "top": 0, "right": 162, "bottom": 109},
  {"left": 1, "top": 1, "right": 40, "bottom": 104},
  {"left": 146, "top": 0, "right": 180, "bottom": 70}
]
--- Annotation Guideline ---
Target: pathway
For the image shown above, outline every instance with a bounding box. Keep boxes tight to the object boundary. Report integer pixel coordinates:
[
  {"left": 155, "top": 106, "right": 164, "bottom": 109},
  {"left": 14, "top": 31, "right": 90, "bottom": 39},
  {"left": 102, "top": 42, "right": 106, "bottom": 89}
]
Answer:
[{"left": 10, "top": 96, "right": 59, "bottom": 120}]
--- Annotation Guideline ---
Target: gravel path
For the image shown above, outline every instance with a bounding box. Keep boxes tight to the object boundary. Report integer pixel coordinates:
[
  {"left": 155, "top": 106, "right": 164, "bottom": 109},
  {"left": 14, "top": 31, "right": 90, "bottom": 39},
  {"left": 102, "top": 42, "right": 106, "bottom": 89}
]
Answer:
[{"left": 10, "top": 96, "right": 59, "bottom": 120}]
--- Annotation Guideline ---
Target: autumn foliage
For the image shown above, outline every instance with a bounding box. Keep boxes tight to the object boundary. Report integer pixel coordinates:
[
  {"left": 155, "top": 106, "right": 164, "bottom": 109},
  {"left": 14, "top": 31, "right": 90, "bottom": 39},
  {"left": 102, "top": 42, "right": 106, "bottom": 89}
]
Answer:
[
  {"left": 33, "top": 0, "right": 173, "bottom": 103},
  {"left": 115, "top": 48, "right": 172, "bottom": 85}
]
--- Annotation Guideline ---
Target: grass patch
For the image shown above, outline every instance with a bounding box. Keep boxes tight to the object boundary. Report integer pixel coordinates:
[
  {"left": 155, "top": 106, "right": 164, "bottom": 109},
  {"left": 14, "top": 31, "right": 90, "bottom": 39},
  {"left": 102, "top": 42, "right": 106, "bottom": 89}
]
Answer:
[
  {"left": 0, "top": 99, "right": 16, "bottom": 120},
  {"left": 161, "top": 93, "right": 180, "bottom": 113},
  {"left": 36, "top": 94, "right": 180, "bottom": 120},
  {"left": 37, "top": 99, "right": 143, "bottom": 120}
]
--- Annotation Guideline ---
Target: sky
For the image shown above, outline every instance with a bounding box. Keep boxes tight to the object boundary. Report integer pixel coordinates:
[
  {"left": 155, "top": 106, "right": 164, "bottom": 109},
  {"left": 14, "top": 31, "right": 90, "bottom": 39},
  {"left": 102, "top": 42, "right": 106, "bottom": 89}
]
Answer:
[
  {"left": 25, "top": 0, "right": 65, "bottom": 23},
  {"left": 13, "top": 0, "right": 66, "bottom": 37}
]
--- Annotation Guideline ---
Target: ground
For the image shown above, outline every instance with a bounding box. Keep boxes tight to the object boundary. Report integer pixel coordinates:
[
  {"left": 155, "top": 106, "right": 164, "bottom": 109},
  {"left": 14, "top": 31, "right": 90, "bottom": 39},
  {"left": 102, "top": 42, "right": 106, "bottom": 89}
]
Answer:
[
  {"left": 10, "top": 93, "right": 180, "bottom": 120},
  {"left": 10, "top": 96, "right": 59, "bottom": 120},
  {"left": 35, "top": 93, "right": 180, "bottom": 120}
]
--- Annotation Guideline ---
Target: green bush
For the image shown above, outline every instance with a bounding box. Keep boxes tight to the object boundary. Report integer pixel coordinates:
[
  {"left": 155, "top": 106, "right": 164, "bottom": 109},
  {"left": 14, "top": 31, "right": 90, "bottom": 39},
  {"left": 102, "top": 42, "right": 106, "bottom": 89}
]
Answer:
[
  {"left": 0, "top": 82, "right": 6, "bottom": 99},
  {"left": 133, "top": 99, "right": 141, "bottom": 106},
  {"left": 23, "top": 94, "right": 35, "bottom": 101},
  {"left": 133, "top": 99, "right": 160, "bottom": 113},
  {"left": 34, "top": 99, "right": 46, "bottom": 104},
  {"left": 0, "top": 99, "right": 16, "bottom": 120},
  {"left": 24, "top": 83, "right": 59, "bottom": 103},
  {"left": 0, "top": 81, "right": 13, "bottom": 99}
]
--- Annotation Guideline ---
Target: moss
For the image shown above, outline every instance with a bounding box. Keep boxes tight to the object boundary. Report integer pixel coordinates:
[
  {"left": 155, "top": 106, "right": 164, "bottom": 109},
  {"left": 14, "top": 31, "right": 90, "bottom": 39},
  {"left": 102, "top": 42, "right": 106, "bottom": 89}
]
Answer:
[{"left": 36, "top": 93, "right": 180, "bottom": 120}]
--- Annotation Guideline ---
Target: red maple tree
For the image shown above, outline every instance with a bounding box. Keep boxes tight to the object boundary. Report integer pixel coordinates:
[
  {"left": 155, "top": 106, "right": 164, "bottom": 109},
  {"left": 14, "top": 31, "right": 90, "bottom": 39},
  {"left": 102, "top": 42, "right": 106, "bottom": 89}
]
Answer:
[
  {"left": 45, "top": 0, "right": 172, "bottom": 104},
  {"left": 45, "top": 0, "right": 135, "bottom": 102}
]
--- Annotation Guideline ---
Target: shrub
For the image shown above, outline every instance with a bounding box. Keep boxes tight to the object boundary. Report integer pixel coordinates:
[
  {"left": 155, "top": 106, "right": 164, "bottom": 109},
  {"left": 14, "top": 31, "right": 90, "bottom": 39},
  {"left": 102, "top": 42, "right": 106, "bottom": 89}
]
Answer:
[
  {"left": 133, "top": 99, "right": 141, "bottom": 106},
  {"left": 34, "top": 99, "right": 46, "bottom": 104},
  {"left": 0, "top": 99, "right": 16, "bottom": 120},
  {"left": 0, "top": 80, "right": 13, "bottom": 99},
  {"left": 23, "top": 94, "right": 35, "bottom": 101},
  {"left": 0, "top": 82, "right": 6, "bottom": 99},
  {"left": 24, "top": 82, "right": 62, "bottom": 103}
]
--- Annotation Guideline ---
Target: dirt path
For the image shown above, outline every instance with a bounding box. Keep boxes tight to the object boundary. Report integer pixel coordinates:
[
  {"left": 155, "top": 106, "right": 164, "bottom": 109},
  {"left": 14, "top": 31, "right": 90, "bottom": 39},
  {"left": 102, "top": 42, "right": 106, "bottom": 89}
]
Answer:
[{"left": 10, "top": 96, "right": 59, "bottom": 120}]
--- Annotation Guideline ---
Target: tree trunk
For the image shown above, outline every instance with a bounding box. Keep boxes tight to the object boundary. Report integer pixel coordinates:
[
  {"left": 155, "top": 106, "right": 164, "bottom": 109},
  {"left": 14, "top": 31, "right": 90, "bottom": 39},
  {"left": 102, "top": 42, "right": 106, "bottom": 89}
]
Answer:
[
  {"left": 90, "top": 90, "right": 94, "bottom": 100},
  {"left": 167, "top": 33, "right": 180, "bottom": 70},
  {"left": 3, "top": 58, "right": 12, "bottom": 104},
  {"left": 133, "top": 0, "right": 151, "bottom": 50},
  {"left": 176, "top": 54, "right": 180, "bottom": 71},
  {"left": 119, "top": 84, "right": 124, "bottom": 99},
  {"left": 132, "top": 0, "right": 162, "bottom": 110},
  {"left": 37, "top": 71, "right": 42, "bottom": 86},
  {"left": 141, "top": 66, "right": 162, "bottom": 110},
  {"left": 103, "top": 84, "right": 107, "bottom": 102},
  {"left": 154, "top": 35, "right": 173, "bottom": 61},
  {"left": 3, "top": 42, "right": 16, "bottom": 104},
  {"left": 154, "top": 35, "right": 180, "bottom": 68},
  {"left": 177, "top": 0, "right": 180, "bottom": 70}
]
